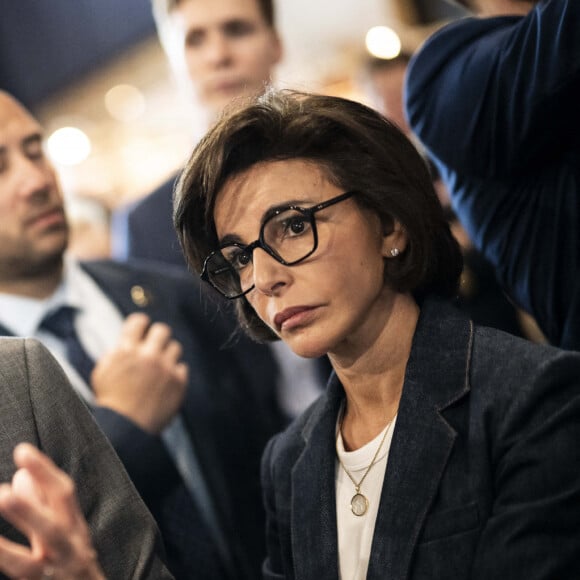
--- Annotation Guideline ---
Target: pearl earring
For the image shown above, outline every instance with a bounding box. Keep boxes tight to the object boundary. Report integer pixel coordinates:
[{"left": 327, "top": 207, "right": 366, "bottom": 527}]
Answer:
[{"left": 390, "top": 248, "right": 400, "bottom": 257}]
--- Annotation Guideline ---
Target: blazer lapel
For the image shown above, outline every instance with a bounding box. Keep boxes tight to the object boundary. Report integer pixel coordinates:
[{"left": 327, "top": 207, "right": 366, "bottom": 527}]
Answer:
[
  {"left": 291, "top": 384, "right": 343, "bottom": 580},
  {"left": 367, "top": 299, "right": 473, "bottom": 580}
]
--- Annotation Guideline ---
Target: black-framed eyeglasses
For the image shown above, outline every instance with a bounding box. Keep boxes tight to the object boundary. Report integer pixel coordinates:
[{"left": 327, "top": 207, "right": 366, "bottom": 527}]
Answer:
[{"left": 201, "top": 190, "right": 357, "bottom": 299}]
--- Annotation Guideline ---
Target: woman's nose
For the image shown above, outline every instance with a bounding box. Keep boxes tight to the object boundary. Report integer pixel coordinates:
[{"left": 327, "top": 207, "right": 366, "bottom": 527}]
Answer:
[{"left": 252, "top": 247, "right": 289, "bottom": 296}]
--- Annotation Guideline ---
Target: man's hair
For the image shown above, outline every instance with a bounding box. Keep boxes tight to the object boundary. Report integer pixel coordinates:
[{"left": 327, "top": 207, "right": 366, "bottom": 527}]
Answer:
[
  {"left": 174, "top": 90, "right": 463, "bottom": 341},
  {"left": 151, "top": 0, "right": 276, "bottom": 29}
]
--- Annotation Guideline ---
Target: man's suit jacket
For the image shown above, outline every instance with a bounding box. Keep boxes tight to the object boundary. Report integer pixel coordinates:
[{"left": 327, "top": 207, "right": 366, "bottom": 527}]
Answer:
[
  {"left": 81, "top": 259, "right": 286, "bottom": 580},
  {"left": 262, "top": 299, "right": 580, "bottom": 579},
  {"left": 112, "top": 177, "right": 185, "bottom": 267},
  {"left": 0, "top": 337, "right": 172, "bottom": 579}
]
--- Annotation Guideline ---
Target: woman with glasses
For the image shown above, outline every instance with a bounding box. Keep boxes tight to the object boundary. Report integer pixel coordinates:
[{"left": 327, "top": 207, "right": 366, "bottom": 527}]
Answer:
[{"left": 174, "top": 90, "right": 580, "bottom": 579}]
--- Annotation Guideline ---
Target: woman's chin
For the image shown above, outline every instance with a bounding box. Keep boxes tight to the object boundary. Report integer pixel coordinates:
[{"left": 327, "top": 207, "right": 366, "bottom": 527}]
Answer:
[{"left": 284, "top": 337, "right": 330, "bottom": 360}]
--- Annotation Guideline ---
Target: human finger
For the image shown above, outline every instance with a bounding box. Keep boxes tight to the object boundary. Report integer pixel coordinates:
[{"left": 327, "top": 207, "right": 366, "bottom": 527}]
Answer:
[
  {"left": 0, "top": 533, "right": 44, "bottom": 579},
  {"left": 12, "top": 445, "right": 85, "bottom": 538},
  {"left": 174, "top": 361, "right": 189, "bottom": 385},
  {"left": 12, "top": 445, "right": 73, "bottom": 508},
  {"left": 142, "top": 321, "right": 173, "bottom": 352},
  {"left": 163, "top": 338, "right": 184, "bottom": 364},
  {"left": 118, "top": 313, "right": 151, "bottom": 346}
]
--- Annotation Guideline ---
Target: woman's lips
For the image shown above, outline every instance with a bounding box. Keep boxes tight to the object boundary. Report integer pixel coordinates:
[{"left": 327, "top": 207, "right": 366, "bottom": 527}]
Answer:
[{"left": 274, "top": 306, "right": 318, "bottom": 331}]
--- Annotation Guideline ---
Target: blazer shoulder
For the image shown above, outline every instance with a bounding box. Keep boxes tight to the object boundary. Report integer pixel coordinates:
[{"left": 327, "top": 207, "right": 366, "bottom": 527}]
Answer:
[
  {"left": 128, "top": 177, "right": 176, "bottom": 224},
  {"left": 472, "top": 325, "right": 580, "bottom": 377},
  {"left": 82, "top": 258, "right": 196, "bottom": 289},
  {"left": 0, "top": 337, "right": 58, "bottom": 381},
  {"left": 470, "top": 325, "right": 580, "bottom": 416}
]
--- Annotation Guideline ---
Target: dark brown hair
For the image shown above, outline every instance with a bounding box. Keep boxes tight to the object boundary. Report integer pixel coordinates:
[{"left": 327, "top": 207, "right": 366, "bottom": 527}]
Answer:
[{"left": 174, "top": 89, "right": 462, "bottom": 341}]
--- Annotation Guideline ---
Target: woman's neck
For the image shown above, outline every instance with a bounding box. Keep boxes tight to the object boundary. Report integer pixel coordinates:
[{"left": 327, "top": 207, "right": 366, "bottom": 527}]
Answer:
[{"left": 331, "top": 293, "right": 419, "bottom": 450}]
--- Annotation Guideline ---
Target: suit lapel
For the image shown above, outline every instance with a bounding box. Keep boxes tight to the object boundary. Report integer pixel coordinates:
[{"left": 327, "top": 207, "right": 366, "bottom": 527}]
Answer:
[
  {"left": 81, "top": 260, "right": 169, "bottom": 319},
  {"left": 367, "top": 300, "right": 473, "bottom": 580},
  {"left": 291, "top": 385, "right": 343, "bottom": 580}
]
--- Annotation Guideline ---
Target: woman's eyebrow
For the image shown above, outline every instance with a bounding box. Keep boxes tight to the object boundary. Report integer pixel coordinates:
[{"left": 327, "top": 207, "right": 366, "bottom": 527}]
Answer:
[
  {"left": 218, "top": 233, "right": 245, "bottom": 246},
  {"left": 261, "top": 198, "right": 313, "bottom": 223},
  {"left": 217, "top": 198, "right": 314, "bottom": 246}
]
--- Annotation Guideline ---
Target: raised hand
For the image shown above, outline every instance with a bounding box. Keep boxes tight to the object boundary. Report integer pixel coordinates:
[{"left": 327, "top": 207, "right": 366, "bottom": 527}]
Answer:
[
  {"left": 92, "top": 312, "right": 189, "bottom": 434},
  {"left": 0, "top": 443, "right": 106, "bottom": 580}
]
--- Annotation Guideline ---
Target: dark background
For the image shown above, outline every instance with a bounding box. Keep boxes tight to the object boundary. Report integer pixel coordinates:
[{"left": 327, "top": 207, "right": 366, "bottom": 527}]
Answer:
[{"left": 0, "top": 0, "right": 155, "bottom": 109}]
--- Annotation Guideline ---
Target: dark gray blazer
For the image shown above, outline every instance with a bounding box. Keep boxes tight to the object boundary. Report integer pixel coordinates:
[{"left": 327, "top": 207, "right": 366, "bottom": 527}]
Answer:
[
  {"left": 262, "top": 299, "right": 580, "bottom": 579},
  {"left": 0, "top": 338, "right": 172, "bottom": 579}
]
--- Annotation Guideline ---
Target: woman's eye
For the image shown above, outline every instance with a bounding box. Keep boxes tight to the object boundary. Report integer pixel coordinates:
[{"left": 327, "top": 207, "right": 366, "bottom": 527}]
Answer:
[
  {"left": 288, "top": 218, "right": 306, "bottom": 235},
  {"left": 227, "top": 249, "right": 251, "bottom": 270},
  {"left": 280, "top": 217, "right": 309, "bottom": 237}
]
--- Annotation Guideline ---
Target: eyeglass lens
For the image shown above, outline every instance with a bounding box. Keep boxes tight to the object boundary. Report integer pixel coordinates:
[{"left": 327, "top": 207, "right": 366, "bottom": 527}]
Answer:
[
  {"left": 203, "top": 190, "right": 356, "bottom": 299},
  {"left": 208, "top": 207, "right": 316, "bottom": 298}
]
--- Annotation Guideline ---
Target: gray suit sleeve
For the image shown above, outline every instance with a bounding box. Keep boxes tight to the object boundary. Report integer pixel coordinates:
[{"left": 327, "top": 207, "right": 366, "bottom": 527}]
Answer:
[{"left": 1, "top": 338, "right": 174, "bottom": 580}]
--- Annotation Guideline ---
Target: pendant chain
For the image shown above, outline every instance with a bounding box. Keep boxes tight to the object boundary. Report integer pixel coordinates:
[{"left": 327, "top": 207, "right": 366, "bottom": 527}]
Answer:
[{"left": 336, "top": 407, "right": 395, "bottom": 495}]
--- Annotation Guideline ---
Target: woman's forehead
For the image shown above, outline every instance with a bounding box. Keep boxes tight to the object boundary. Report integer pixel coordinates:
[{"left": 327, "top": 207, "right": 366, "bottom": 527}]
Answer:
[{"left": 213, "top": 159, "right": 333, "bottom": 235}]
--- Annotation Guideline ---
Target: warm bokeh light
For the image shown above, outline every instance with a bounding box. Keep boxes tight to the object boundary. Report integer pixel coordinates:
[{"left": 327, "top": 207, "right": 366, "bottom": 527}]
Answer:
[
  {"left": 365, "top": 26, "right": 402, "bottom": 60},
  {"left": 105, "top": 84, "right": 146, "bottom": 122},
  {"left": 46, "top": 127, "right": 92, "bottom": 166}
]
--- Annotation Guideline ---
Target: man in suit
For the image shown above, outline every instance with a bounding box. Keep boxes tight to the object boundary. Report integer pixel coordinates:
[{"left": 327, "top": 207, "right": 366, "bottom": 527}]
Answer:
[
  {"left": 0, "top": 337, "right": 172, "bottom": 579},
  {"left": 112, "top": 0, "right": 328, "bottom": 420},
  {"left": 0, "top": 89, "right": 284, "bottom": 579},
  {"left": 111, "top": 0, "right": 283, "bottom": 266}
]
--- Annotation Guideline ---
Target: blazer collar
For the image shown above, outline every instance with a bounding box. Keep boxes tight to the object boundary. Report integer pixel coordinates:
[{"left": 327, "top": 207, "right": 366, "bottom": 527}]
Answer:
[{"left": 292, "top": 298, "right": 473, "bottom": 580}]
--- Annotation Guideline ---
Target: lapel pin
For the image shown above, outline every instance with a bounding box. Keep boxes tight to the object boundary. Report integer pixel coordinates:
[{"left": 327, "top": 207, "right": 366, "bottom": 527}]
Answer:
[{"left": 130, "top": 285, "right": 152, "bottom": 307}]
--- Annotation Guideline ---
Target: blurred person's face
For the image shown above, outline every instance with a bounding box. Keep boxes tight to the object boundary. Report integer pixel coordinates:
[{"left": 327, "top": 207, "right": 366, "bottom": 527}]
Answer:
[
  {"left": 167, "top": 0, "right": 282, "bottom": 115},
  {"left": 0, "top": 93, "right": 68, "bottom": 284}
]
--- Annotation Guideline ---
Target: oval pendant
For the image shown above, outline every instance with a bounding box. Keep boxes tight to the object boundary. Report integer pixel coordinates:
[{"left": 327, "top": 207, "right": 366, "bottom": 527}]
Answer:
[{"left": 350, "top": 492, "right": 369, "bottom": 516}]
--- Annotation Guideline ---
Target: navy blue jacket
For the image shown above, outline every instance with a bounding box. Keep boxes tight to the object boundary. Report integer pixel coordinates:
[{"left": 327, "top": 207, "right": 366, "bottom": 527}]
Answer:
[
  {"left": 405, "top": 0, "right": 580, "bottom": 349},
  {"left": 112, "top": 176, "right": 186, "bottom": 268},
  {"left": 261, "top": 299, "right": 580, "bottom": 579}
]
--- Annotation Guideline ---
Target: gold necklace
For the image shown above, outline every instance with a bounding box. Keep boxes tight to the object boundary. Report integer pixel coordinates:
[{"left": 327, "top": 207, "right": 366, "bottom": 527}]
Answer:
[{"left": 336, "top": 408, "right": 396, "bottom": 517}]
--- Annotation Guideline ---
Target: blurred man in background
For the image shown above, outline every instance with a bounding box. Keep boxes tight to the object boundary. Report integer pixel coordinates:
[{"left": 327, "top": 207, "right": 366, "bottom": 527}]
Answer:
[
  {"left": 112, "top": 0, "right": 282, "bottom": 267},
  {"left": 112, "top": 0, "right": 329, "bottom": 422}
]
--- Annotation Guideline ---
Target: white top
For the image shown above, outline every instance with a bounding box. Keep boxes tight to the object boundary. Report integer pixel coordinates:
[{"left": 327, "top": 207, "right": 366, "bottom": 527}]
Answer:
[{"left": 335, "top": 413, "right": 397, "bottom": 580}]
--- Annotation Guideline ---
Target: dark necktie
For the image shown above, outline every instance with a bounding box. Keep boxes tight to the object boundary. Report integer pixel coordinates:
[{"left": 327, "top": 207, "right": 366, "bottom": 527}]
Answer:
[{"left": 39, "top": 305, "right": 95, "bottom": 387}]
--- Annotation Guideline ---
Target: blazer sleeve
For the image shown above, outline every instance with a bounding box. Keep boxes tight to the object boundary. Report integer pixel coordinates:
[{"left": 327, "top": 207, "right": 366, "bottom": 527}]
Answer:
[
  {"left": 91, "top": 406, "right": 185, "bottom": 506},
  {"left": 405, "top": 0, "right": 580, "bottom": 178},
  {"left": 471, "top": 345, "right": 580, "bottom": 578},
  {"left": 22, "top": 338, "right": 174, "bottom": 580}
]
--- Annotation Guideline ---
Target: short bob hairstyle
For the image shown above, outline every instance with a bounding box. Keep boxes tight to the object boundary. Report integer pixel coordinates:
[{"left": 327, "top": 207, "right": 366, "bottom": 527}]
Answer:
[{"left": 174, "top": 90, "right": 462, "bottom": 342}]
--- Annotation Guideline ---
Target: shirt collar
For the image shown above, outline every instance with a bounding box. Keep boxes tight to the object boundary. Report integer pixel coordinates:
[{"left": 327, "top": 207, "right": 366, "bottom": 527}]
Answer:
[{"left": 0, "top": 254, "right": 84, "bottom": 336}]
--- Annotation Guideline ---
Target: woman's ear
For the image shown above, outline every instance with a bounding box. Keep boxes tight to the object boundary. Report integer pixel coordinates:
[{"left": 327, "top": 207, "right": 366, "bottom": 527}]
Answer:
[{"left": 381, "top": 220, "right": 408, "bottom": 259}]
